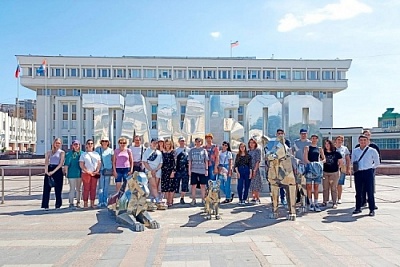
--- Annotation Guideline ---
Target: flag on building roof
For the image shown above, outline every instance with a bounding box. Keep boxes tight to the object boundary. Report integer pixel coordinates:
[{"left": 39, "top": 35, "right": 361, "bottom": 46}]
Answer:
[
  {"left": 36, "top": 59, "right": 47, "bottom": 75},
  {"left": 15, "top": 64, "right": 20, "bottom": 78},
  {"left": 230, "top": 41, "right": 239, "bottom": 48}
]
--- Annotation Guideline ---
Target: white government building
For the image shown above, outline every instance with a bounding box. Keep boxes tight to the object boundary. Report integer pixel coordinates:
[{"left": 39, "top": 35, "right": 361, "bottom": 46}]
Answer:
[{"left": 16, "top": 55, "right": 351, "bottom": 155}]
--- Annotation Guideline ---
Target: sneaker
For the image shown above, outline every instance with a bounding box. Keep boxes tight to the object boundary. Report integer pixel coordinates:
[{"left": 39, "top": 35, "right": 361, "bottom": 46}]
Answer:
[
  {"left": 314, "top": 203, "right": 321, "bottom": 212},
  {"left": 69, "top": 204, "right": 75, "bottom": 209},
  {"left": 180, "top": 198, "right": 185, "bottom": 204},
  {"left": 230, "top": 193, "right": 235, "bottom": 202},
  {"left": 281, "top": 199, "right": 287, "bottom": 206},
  {"left": 337, "top": 199, "right": 342, "bottom": 204},
  {"left": 309, "top": 203, "right": 314, "bottom": 212},
  {"left": 238, "top": 200, "right": 243, "bottom": 205},
  {"left": 250, "top": 199, "right": 256, "bottom": 203},
  {"left": 332, "top": 204, "right": 338, "bottom": 209},
  {"left": 190, "top": 199, "right": 196, "bottom": 206},
  {"left": 255, "top": 199, "right": 261, "bottom": 205},
  {"left": 44, "top": 208, "right": 49, "bottom": 212}
]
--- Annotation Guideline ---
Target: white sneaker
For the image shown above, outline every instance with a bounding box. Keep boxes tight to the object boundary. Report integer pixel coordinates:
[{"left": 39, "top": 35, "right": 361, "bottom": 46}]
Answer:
[
  {"left": 309, "top": 203, "right": 314, "bottom": 212},
  {"left": 337, "top": 199, "right": 342, "bottom": 204},
  {"left": 314, "top": 203, "right": 321, "bottom": 212},
  {"left": 332, "top": 204, "right": 338, "bottom": 209}
]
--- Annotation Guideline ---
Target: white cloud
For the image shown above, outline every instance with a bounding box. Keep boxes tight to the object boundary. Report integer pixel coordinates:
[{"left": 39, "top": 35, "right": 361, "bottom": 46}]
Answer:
[
  {"left": 210, "top": 32, "right": 221, "bottom": 39},
  {"left": 278, "top": 0, "right": 372, "bottom": 32}
]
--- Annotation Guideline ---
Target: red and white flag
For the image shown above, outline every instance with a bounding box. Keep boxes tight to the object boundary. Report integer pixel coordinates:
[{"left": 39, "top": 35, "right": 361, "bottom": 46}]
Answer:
[{"left": 230, "top": 41, "right": 239, "bottom": 48}]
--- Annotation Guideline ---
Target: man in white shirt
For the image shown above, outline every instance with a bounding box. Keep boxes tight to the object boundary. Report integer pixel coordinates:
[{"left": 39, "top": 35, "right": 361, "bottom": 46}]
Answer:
[{"left": 351, "top": 135, "right": 380, "bottom": 216}]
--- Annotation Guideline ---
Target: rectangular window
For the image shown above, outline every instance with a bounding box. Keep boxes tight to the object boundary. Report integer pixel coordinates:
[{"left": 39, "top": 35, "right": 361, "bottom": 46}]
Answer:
[
  {"left": 146, "top": 90, "right": 155, "bottom": 97},
  {"left": 322, "top": 70, "right": 335, "bottom": 80},
  {"left": 263, "top": 70, "right": 275, "bottom": 79},
  {"left": 68, "top": 68, "right": 79, "bottom": 77},
  {"left": 293, "top": 70, "right": 305, "bottom": 80},
  {"left": 159, "top": 69, "right": 171, "bottom": 79},
  {"left": 58, "top": 89, "right": 66, "bottom": 96},
  {"left": 307, "top": 70, "right": 319, "bottom": 80},
  {"left": 98, "top": 68, "right": 110, "bottom": 78},
  {"left": 278, "top": 70, "right": 290, "bottom": 80},
  {"left": 51, "top": 68, "right": 63, "bottom": 77},
  {"left": 174, "top": 69, "right": 186, "bottom": 79},
  {"left": 143, "top": 68, "right": 156, "bottom": 79},
  {"left": 203, "top": 69, "right": 216, "bottom": 79},
  {"left": 277, "top": 92, "right": 284, "bottom": 98},
  {"left": 114, "top": 68, "right": 126, "bottom": 78},
  {"left": 248, "top": 70, "right": 260, "bottom": 79},
  {"left": 176, "top": 90, "right": 185, "bottom": 97},
  {"left": 189, "top": 69, "right": 201, "bottom": 79},
  {"left": 180, "top": 105, "right": 186, "bottom": 114},
  {"left": 151, "top": 121, "right": 157, "bottom": 129},
  {"left": 238, "top": 105, "right": 244, "bottom": 115},
  {"left": 88, "top": 89, "right": 96, "bottom": 94},
  {"left": 73, "top": 89, "right": 81, "bottom": 96},
  {"left": 233, "top": 69, "right": 246, "bottom": 79},
  {"left": 151, "top": 105, "right": 158, "bottom": 114},
  {"left": 337, "top": 70, "right": 346, "bottom": 80},
  {"left": 83, "top": 68, "right": 95, "bottom": 78},
  {"left": 218, "top": 70, "right": 231, "bottom": 79},
  {"left": 27, "top": 67, "right": 33, "bottom": 76},
  {"left": 129, "top": 68, "right": 141, "bottom": 78}
]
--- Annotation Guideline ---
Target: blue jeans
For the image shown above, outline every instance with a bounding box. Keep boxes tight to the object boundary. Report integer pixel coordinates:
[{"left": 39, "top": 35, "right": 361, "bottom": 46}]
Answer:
[
  {"left": 98, "top": 174, "right": 111, "bottom": 205},
  {"left": 219, "top": 164, "right": 231, "bottom": 199},
  {"left": 237, "top": 166, "right": 251, "bottom": 201},
  {"left": 208, "top": 165, "right": 216, "bottom": 181},
  {"left": 280, "top": 187, "right": 285, "bottom": 201}
]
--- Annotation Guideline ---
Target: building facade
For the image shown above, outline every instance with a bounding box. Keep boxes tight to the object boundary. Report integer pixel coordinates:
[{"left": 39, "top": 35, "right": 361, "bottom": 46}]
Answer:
[
  {"left": 17, "top": 55, "right": 351, "bottom": 155},
  {"left": 0, "top": 111, "right": 36, "bottom": 153}
]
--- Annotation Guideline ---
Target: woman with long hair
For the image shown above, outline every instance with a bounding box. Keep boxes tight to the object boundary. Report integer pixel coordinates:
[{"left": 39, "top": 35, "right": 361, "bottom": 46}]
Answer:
[
  {"left": 112, "top": 137, "right": 134, "bottom": 193},
  {"left": 161, "top": 139, "right": 176, "bottom": 207},
  {"left": 64, "top": 140, "right": 82, "bottom": 209},
  {"left": 235, "top": 142, "right": 252, "bottom": 205},
  {"left": 219, "top": 141, "right": 234, "bottom": 203},
  {"left": 322, "top": 139, "right": 343, "bottom": 209},
  {"left": 79, "top": 139, "right": 101, "bottom": 208},
  {"left": 304, "top": 134, "right": 326, "bottom": 212},
  {"left": 248, "top": 138, "right": 262, "bottom": 204},
  {"left": 41, "top": 138, "right": 65, "bottom": 210}
]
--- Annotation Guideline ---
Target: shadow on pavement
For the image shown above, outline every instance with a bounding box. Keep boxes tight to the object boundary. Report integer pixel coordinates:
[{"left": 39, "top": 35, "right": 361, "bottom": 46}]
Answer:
[
  {"left": 206, "top": 205, "right": 284, "bottom": 236},
  {"left": 180, "top": 211, "right": 208, "bottom": 228},
  {"left": 88, "top": 209, "right": 124, "bottom": 235},
  {"left": 321, "top": 207, "right": 372, "bottom": 223},
  {"left": 0, "top": 206, "right": 97, "bottom": 216}
]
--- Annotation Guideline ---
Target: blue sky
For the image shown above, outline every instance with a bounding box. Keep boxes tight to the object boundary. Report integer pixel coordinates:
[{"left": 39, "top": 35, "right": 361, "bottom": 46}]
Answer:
[{"left": 1, "top": 0, "right": 399, "bottom": 128}]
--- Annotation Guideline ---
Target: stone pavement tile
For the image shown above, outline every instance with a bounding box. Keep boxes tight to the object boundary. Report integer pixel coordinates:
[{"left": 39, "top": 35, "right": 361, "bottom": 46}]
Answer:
[
  {"left": 320, "top": 231, "right": 349, "bottom": 242},
  {"left": 210, "top": 235, "right": 233, "bottom": 243},
  {"left": 192, "top": 236, "right": 212, "bottom": 243},
  {"left": 3, "top": 265, "right": 53, "bottom": 267},
  {"left": 249, "top": 235, "right": 273, "bottom": 242},
  {"left": 361, "top": 255, "right": 398, "bottom": 267},
  {"left": 0, "top": 247, "right": 66, "bottom": 266},
  {"left": 169, "top": 237, "right": 193, "bottom": 244},
  {"left": 95, "top": 259, "right": 123, "bottom": 267},
  {"left": 161, "top": 261, "right": 186, "bottom": 267},
  {"left": 230, "top": 235, "right": 252, "bottom": 243},
  {"left": 265, "top": 254, "right": 294, "bottom": 265}
]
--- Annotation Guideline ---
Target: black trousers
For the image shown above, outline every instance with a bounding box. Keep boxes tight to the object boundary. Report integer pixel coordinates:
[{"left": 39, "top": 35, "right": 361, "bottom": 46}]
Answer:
[
  {"left": 361, "top": 169, "right": 375, "bottom": 206},
  {"left": 41, "top": 165, "right": 64, "bottom": 209},
  {"left": 354, "top": 168, "right": 375, "bottom": 212}
]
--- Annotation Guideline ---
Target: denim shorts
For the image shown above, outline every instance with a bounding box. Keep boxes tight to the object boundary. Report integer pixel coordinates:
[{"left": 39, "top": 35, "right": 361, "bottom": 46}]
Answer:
[
  {"left": 306, "top": 176, "right": 322, "bottom": 185},
  {"left": 115, "top": 167, "right": 129, "bottom": 183},
  {"left": 338, "top": 172, "right": 346, "bottom": 185}
]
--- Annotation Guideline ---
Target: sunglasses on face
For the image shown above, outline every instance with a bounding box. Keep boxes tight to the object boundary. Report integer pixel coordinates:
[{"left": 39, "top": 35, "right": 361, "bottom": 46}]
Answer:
[{"left": 119, "top": 142, "right": 127, "bottom": 144}]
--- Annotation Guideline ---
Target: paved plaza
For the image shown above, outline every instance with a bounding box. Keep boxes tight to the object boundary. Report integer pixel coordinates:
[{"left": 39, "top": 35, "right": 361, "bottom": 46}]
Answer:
[{"left": 0, "top": 174, "right": 399, "bottom": 267}]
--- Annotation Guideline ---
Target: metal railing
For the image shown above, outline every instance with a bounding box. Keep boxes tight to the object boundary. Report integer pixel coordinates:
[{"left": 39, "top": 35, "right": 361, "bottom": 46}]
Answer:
[{"left": 1, "top": 166, "right": 45, "bottom": 204}]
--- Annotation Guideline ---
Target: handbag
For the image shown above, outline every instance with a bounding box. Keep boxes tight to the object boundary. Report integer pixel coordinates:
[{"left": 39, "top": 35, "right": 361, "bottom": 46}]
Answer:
[
  {"left": 353, "top": 147, "right": 369, "bottom": 173},
  {"left": 99, "top": 148, "right": 114, "bottom": 176},
  {"left": 48, "top": 175, "right": 55, "bottom": 188}
]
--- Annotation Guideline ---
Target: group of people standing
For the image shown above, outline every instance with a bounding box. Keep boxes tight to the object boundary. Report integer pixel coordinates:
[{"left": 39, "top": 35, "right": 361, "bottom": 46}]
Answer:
[
  {"left": 41, "top": 128, "right": 381, "bottom": 217},
  {"left": 290, "top": 128, "right": 380, "bottom": 216}
]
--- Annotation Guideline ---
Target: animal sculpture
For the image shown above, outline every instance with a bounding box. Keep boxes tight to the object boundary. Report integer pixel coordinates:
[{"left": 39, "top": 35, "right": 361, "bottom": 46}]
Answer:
[
  {"left": 204, "top": 179, "right": 221, "bottom": 220},
  {"left": 266, "top": 135, "right": 297, "bottom": 220},
  {"left": 108, "top": 171, "right": 160, "bottom": 231}
]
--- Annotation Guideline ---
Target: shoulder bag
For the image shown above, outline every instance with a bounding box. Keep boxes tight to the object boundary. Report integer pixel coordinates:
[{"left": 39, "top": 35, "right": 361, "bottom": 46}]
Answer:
[
  {"left": 99, "top": 148, "right": 113, "bottom": 176},
  {"left": 353, "top": 147, "right": 369, "bottom": 173}
]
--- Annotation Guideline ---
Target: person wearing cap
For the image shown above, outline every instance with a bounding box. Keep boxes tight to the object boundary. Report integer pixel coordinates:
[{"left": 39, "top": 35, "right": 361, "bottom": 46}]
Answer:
[
  {"left": 142, "top": 138, "right": 163, "bottom": 203},
  {"left": 157, "top": 137, "right": 165, "bottom": 152},
  {"left": 64, "top": 140, "right": 82, "bottom": 209},
  {"left": 189, "top": 137, "right": 209, "bottom": 205},
  {"left": 95, "top": 138, "right": 114, "bottom": 208},
  {"left": 203, "top": 133, "right": 219, "bottom": 181},
  {"left": 175, "top": 136, "right": 190, "bottom": 204},
  {"left": 304, "top": 134, "right": 325, "bottom": 212}
]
